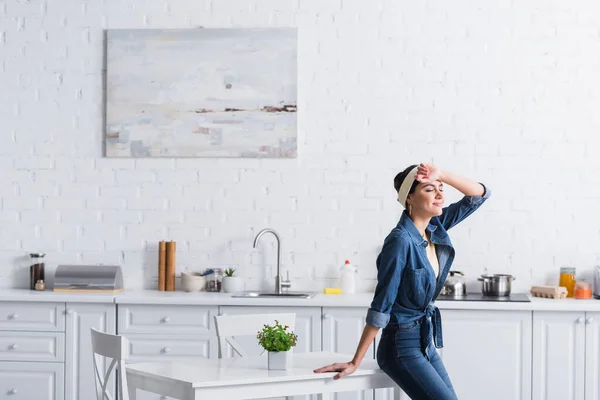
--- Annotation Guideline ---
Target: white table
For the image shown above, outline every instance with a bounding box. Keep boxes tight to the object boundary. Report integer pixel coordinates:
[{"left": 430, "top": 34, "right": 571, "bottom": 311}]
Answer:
[{"left": 126, "top": 351, "right": 399, "bottom": 400}]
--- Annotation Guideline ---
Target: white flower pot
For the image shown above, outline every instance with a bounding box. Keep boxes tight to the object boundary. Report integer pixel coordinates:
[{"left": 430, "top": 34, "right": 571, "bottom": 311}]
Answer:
[
  {"left": 222, "top": 276, "right": 245, "bottom": 293},
  {"left": 268, "top": 350, "right": 292, "bottom": 370}
]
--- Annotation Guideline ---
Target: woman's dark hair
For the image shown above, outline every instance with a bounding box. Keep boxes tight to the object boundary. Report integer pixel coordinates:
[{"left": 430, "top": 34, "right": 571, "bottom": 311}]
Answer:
[{"left": 393, "top": 164, "right": 419, "bottom": 194}]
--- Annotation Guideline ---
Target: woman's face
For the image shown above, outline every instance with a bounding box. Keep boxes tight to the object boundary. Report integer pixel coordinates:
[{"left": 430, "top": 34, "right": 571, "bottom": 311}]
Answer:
[{"left": 407, "top": 181, "right": 445, "bottom": 217}]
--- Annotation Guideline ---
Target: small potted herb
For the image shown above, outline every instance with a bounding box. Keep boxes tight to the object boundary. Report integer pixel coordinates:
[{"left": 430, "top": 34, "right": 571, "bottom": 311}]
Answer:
[
  {"left": 221, "top": 267, "right": 244, "bottom": 293},
  {"left": 257, "top": 320, "right": 298, "bottom": 370}
]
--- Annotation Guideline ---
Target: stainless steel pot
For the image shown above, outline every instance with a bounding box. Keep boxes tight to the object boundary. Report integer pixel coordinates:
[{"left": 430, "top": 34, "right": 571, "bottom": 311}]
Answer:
[
  {"left": 441, "top": 271, "right": 467, "bottom": 298},
  {"left": 478, "top": 274, "right": 515, "bottom": 297}
]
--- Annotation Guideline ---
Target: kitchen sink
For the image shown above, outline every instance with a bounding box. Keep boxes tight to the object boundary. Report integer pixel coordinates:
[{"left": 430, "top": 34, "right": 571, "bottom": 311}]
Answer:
[{"left": 230, "top": 291, "right": 318, "bottom": 299}]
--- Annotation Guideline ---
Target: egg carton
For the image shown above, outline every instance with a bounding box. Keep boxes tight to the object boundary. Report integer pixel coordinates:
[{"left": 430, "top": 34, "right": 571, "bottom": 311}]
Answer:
[{"left": 530, "top": 285, "right": 568, "bottom": 299}]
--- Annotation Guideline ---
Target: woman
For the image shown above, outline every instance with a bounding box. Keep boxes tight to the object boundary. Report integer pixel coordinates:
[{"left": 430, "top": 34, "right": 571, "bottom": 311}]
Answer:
[{"left": 314, "top": 163, "right": 491, "bottom": 400}]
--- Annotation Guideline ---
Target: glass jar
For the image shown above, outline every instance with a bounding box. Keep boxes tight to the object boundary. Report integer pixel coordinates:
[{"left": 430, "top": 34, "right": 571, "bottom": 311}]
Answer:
[
  {"left": 29, "top": 253, "right": 46, "bottom": 290},
  {"left": 574, "top": 281, "right": 592, "bottom": 299},
  {"left": 205, "top": 269, "right": 223, "bottom": 292},
  {"left": 559, "top": 267, "right": 576, "bottom": 298}
]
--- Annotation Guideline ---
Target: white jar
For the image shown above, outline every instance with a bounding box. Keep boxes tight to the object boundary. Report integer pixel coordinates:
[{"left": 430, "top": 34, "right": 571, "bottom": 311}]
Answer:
[{"left": 340, "top": 260, "right": 356, "bottom": 294}]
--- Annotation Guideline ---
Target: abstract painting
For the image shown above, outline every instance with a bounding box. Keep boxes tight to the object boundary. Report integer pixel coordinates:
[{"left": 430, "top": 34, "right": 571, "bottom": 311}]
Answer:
[{"left": 105, "top": 28, "right": 297, "bottom": 158}]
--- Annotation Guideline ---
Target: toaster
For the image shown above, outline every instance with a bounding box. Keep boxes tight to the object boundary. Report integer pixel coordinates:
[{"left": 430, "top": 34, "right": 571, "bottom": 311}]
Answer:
[{"left": 595, "top": 266, "right": 600, "bottom": 299}]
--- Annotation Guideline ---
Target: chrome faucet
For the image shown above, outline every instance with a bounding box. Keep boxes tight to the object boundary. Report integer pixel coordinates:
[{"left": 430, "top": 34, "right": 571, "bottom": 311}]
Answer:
[{"left": 253, "top": 228, "right": 290, "bottom": 294}]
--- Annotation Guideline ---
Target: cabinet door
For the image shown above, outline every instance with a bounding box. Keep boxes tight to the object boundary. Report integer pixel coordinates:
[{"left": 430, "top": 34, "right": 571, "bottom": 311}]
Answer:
[
  {"left": 0, "top": 302, "right": 65, "bottom": 332},
  {"left": 0, "top": 361, "right": 64, "bottom": 400},
  {"left": 65, "top": 303, "right": 116, "bottom": 400},
  {"left": 322, "top": 307, "right": 374, "bottom": 400},
  {"left": 585, "top": 312, "right": 600, "bottom": 400},
  {"left": 440, "top": 310, "right": 532, "bottom": 400},
  {"left": 127, "top": 334, "right": 215, "bottom": 361},
  {"left": 533, "top": 311, "right": 586, "bottom": 400}
]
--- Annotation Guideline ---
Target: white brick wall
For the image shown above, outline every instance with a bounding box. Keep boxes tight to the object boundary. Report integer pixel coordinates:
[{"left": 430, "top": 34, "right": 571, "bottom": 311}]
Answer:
[{"left": 2, "top": 0, "right": 600, "bottom": 293}]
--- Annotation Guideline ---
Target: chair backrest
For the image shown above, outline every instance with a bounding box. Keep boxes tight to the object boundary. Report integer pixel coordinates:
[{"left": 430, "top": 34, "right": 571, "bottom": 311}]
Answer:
[
  {"left": 90, "top": 328, "right": 129, "bottom": 400},
  {"left": 214, "top": 313, "right": 296, "bottom": 358}
]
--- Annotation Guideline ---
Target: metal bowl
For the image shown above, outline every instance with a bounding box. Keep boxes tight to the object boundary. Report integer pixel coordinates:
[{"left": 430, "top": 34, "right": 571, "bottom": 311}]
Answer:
[{"left": 477, "top": 274, "right": 515, "bottom": 297}]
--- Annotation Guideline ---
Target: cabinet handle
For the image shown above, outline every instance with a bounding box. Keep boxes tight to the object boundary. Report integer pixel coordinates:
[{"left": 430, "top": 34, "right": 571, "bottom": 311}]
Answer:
[
  {"left": 8, "top": 388, "right": 17, "bottom": 395},
  {"left": 8, "top": 313, "right": 18, "bottom": 320},
  {"left": 587, "top": 317, "right": 595, "bottom": 324},
  {"left": 161, "top": 347, "right": 170, "bottom": 354},
  {"left": 9, "top": 344, "right": 18, "bottom": 350},
  {"left": 577, "top": 317, "right": 585, "bottom": 324},
  {"left": 161, "top": 316, "right": 170, "bottom": 323},
  {"left": 66, "top": 309, "right": 73, "bottom": 315},
  {"left": 323, "top": 313, "right": 331, "bottom": 320}
]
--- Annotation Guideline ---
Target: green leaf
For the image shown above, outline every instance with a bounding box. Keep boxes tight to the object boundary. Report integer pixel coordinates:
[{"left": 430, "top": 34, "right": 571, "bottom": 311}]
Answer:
[{"left": 256, "top": 319, "right": 298, "bottom": 352}]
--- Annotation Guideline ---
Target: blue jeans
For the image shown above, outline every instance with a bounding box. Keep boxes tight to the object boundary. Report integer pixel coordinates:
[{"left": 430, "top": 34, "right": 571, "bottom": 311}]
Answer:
[{"left": 377, "top": 319, "right": 458, "bottom": 400}]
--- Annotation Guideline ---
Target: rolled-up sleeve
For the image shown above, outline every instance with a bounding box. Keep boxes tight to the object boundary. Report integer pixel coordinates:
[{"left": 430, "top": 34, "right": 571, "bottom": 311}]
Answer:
[
  {"left": 438, "top": 183, "right": 491, "bottom": 231},
  {"left": 366, "top": 235, "right": 407, "bottom": 328}
]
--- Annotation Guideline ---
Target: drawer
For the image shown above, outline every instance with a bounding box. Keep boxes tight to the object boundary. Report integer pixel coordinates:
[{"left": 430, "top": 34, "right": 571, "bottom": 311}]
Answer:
[
  {"left": 0, "top": 302, "right": 65, "bottom": 332},
  {"left": 134, "top": 392, "right": 175, "bottom": 400},
  {"left": 0, "top": 361, "right": 64, "bottom": 400},
  {"left": 118, "top": 304, "right": 217, "bottom": 335},
  {"left": 0, "top": 331, "right": 65, "bottom": 362},
  {"left": 126, "top": 334, "right": 217, "bottom": 361}
]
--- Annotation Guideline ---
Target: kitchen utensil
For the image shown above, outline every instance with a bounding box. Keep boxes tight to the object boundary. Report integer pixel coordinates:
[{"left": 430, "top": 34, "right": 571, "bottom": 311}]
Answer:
[
  {"left": 181, "top": 271, "right": 206, "bottom": 292},
  {"left": 440, "top": 271, "right": 467, "bottom": 298},
  {"left": 478, "top": 274, "right": 515, "bottom": 297},
  {"left": 530, "top": 285, "right": 567, "bottom": 299}
]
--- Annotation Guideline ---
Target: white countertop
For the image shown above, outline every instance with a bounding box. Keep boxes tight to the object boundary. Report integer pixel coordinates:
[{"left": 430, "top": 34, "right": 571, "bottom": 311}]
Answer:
[
  {"left": 1, "top": 289, "right": 600, "bottom": 312},
  {"left": 0, "top": 289, "right": 116, "bottom": 303}
]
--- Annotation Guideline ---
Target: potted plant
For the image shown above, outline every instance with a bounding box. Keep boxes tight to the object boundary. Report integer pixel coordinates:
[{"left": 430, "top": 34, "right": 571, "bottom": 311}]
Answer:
[
  {"left": 257, "top": 320, "right": 298, "bottom": 370},
  {"left": 222, "top": 267, "right": 244, "bottom": 293}
]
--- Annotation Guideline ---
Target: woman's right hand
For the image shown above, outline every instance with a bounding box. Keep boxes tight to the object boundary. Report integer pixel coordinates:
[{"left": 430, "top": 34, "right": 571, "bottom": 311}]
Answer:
[{"left": 313, "top": 361, "right": 358, "bottom": 380}]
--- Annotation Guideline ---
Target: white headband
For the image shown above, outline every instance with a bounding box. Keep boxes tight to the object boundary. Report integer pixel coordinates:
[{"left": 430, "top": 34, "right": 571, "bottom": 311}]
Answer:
[{"left": 397, "top": 167, "right": 419, "bottom": 208}]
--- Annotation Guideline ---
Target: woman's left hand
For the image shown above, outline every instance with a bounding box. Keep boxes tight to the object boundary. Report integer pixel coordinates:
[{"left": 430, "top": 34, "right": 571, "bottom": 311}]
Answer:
[{"left": 416, "top": 163, "right": 443, "bottom": 183}]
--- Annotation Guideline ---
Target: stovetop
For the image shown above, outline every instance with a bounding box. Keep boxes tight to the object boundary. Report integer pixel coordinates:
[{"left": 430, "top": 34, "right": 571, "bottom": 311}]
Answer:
[{"left": 436, "top": 293, "right": 531, "bottom": 302}]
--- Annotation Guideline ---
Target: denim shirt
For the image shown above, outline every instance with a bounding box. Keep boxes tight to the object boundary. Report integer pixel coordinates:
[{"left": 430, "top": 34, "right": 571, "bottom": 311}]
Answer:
[{"left": 366, "top": 185, "right": 491, "bottom": 349}]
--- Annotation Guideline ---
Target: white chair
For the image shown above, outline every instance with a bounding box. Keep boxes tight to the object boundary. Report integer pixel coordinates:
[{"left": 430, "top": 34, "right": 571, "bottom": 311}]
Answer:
[
  {"left": 91, "top": 328, "right": 130, "bottom": 400},
  {"left": 214, "top": 312, "right": 296, "bottom": 358}
]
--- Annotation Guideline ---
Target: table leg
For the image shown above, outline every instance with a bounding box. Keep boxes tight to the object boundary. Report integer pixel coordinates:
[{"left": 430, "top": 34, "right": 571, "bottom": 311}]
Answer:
[
  {"left": 126, "top": 372, "right": 137, "bottom": 400},
  {"left": 128, "top": 385, "right": 137, "bottom": 400}
]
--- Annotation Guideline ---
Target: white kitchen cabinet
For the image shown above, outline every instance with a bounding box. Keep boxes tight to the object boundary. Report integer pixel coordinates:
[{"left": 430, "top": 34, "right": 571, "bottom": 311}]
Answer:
[
  {"left": 65, "top": 303, "right": 116, "bottom": 400},
  {"left": 119, "top": 304, "right": 218, "bottom": 400},
  {"left": 322, "top": 307, "right": 374, "bottom": 400},
  {"left": 585, "top": 312, "right": 600, "bottom": 400},
  {"left": 118, "top": 304, "right": 217, "bottom": 335},
  {"left": 0, "top": 302, "right": 65, "bottom": 332},
  {"left": 533, "top": 311, "right": 586, "bottom": 400},
  {"left": 0, "top": 361, "right": 64, "bottom": 400},
  {"left": 441, "top": 310, "right": 532, "bottom": 400}
]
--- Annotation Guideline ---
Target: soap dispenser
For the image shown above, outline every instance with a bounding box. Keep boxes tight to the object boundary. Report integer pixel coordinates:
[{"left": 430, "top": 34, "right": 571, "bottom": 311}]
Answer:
[{"left": 340, "top": 260, "right": 356, "bottom": 294}]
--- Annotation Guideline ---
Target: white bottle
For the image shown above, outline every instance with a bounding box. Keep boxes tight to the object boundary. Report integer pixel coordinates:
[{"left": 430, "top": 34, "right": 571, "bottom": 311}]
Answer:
[{"left": 340, "top": 260, "right": 356, "bottom": 294}]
